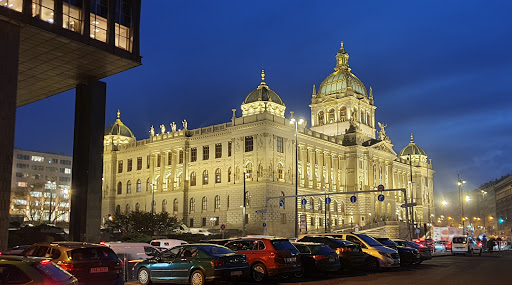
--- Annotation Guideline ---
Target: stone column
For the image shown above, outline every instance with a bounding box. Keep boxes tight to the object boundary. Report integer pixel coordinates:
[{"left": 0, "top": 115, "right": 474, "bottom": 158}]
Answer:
[
  {"left": 0, "top": 21, "right": 20, "bottom": 251},
  {"left": 70, "top": 80, "right": 106, "bottom": 242}
]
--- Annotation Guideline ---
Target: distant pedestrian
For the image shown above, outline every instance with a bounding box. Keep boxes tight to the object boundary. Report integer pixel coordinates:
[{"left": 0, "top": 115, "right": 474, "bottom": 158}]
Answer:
[{"left": 488, "top": 238, "right": 495, "bottom": 253}]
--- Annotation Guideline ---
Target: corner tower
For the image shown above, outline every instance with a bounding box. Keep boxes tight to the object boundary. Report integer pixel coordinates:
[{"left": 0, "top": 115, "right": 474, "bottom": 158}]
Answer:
[
  {"left": 241, "top": 70, "right": 286, "bottom": 117},
  {"left": 310, "top": 42, "right": 376, "bottom": 138}
]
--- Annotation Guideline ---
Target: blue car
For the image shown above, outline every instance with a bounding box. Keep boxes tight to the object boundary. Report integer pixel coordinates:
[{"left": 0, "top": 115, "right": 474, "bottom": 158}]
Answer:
[{"left": 134, "top": 244, "right": 249, "bottom": 285}]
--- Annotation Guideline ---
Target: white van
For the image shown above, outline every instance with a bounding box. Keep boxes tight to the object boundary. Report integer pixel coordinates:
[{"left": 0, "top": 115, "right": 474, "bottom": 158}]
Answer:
[
  {"left": 150, "top": 239, "right": 188, "bottom": 249},
  {"left": 451, "top": 235, "right": 482, "bottom": 255}
]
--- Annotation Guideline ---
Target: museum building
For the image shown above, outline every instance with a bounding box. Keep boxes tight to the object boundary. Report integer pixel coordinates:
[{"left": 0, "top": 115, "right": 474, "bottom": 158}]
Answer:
[{"left": 101, "top": 43, "right": 435, "bottom": 236}]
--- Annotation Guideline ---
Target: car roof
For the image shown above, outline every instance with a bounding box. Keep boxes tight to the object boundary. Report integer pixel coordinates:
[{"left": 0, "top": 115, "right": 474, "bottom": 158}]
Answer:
[
  {"left": 30, "top": 241, "right": 106, "bottom": 249},
  {"left": 0, "top": 255, "right": 45, "bottom": 263}
]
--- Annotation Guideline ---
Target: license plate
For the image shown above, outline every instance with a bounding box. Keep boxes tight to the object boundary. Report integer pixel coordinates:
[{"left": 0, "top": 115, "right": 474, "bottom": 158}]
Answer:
[
  {"left": 230, "top": 271, "right": 242, "bottom": 276},
  {"left": 90, "top": 267, "right": 109, "bottom": 273},
  {"left": 285, "top": 257, "right": 295, "bottom": 263}
]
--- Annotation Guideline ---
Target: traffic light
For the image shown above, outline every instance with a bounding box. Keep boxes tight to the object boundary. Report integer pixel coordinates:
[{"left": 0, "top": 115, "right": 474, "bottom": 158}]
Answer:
[{"left": 498, "top": 218, "right": 505, "bottom": 224}]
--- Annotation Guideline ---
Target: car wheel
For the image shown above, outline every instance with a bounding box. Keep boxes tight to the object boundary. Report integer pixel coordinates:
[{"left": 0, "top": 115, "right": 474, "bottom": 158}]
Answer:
[
  {"left": 138, "top": 267, "right": 152, "bottom": 285},
  {"left": 190, "top": 270, "right": 205, "bottom": 285},
  {"left": 366, "top": 257, "right": 379, "bottom": 272},
  {"left": 251, "top": 263, "right": 267, "bottom": 282},
  {"left": 294, "top": 267, "right": 304, "bottom": 278}
]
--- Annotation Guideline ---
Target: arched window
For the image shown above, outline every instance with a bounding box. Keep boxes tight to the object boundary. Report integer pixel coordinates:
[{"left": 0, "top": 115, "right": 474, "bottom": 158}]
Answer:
[
  {"left": 339, "top": 107, "right": 347, "bottom": 121},
  {"left": 340, "top": 201, "right": 345, "bottom": 214},
  {"left": 277, "top": 163, "right": 284, "bottom": 181},
  {"left": 245, "top": 191, "right": 251, "bottom": 207},
  {"left": 309, "top": 198, "right": 314, "bottom": 210},
  {"left": 162, "top": 199, "right": 167, "bottom": 212},
  {"left": 245, "top": 162, "right": 253, "bottom": 180},
  {"left": 126, "top": 180, "right": 131, "bottom": 194},
  {"left": 117, "top": 182, "right": 122, "bottom": 194},
  {"left": 215, "top": 168, "right": 221, "bottom": 183},
  {"left": 318, "top": 111, "right": 325, "bottom": 125},
  {"left": 190, "top": 172, "right": 196, "bottom": 186},
  {"left": 214, "top": 195, "right": 220, "bottom": 211},
  {"left": 202, "top": 170, "right": 209, "bottom": 185},
  {"left": 136, "top": 179, "right": 142, "bottom": 192},
  {"left": 173, "top": 198, "right": 178, "bottom": 214},
  {"left": 115, "top": 205, "right": 120, "bottom": 214},
  {"left": 333, "top": 201, "right": 338, "bottom": 213},
  {"left": 228, "top": 167, "right": 232, "bottom": 183},
  {"left": 202, "top": 197, "right": 207, "bottom": 212},
  {"left": 135, "top": 202, "right": 140, "bottom": 211},
  {"left": 189, "top": 198, "right": 195, "bottom": 213},
  {"left": 146, "top": 178, "right": 150, "bottom": 192},
  {"left": 328, "top": 108, "right": 335, "bottom": 123},
  {"left": 280, "top": 191, "right": 285, "bottom": 210},
  {"left": 125, "top": 204, "right": 130, "bottom": 213},
  {"left": 318, "top": 199, "right": 323, "bottom": 211}
]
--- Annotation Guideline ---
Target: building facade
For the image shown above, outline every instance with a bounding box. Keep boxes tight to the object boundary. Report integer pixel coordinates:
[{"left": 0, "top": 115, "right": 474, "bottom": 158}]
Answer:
[
  {"left": 101, "top": 44, "right": 435, "bottom": 237},
  {"left": 10, "top": 149, "right": 72, "bottom": 225}
]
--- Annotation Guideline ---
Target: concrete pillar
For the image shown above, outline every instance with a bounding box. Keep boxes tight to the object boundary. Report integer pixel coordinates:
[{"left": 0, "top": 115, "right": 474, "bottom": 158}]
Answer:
[
  {"left": 70, "top": 80, "right": 106, "bottom": 242},
  {"left": 0, "top": 21, "right": 20, "bottom": 251}
]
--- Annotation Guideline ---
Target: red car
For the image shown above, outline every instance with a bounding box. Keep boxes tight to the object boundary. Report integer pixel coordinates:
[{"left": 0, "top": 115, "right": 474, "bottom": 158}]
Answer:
[{"left": 224, "top": 237, "right": 301, "bottom": 282}]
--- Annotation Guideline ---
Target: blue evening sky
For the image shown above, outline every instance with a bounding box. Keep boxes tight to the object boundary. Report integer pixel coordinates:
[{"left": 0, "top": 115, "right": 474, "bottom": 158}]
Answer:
[{"left": 14, "top": 0, "right": 512, "bottom": 195}]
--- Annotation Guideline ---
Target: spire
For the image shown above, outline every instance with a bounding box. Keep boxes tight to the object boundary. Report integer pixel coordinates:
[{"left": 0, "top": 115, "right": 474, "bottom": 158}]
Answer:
[
  {"left": 117, "top": 109, "right": 121, "bottom": 120},
  {"left": 312, "top": 84, "right": 317, "bottom": 98},
  {"left": 335, "top": 41, "right": 350, "bottom": 72},
  {"left": 410, "top": 133, "right": 414, "bottom": 143},
  {"left": 260, "top": 69, "right": 266, "bottom": 86},
  {"left": 369, "top": 86, "right": 374, "bottom": 105}
]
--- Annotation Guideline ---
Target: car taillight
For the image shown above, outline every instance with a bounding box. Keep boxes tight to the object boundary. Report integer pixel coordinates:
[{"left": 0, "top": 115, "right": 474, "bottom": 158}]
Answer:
[
  {"left": 335, "top": 247, "right": 351, "bottom": 254},
  {"left": 211, "top": 258, "right": 225, "bottom": 267},
  {"left": 312, "top": 255, "right": 326, "bottom": 260},
  {"left": 58, "top": 262, "right": 74, "bottom": 271},
  {"left": 478, "top": 242, "right": 482, "bottom": 247},
  {"left": 40, "top": 259, "right": 51, "bottom": 265}
]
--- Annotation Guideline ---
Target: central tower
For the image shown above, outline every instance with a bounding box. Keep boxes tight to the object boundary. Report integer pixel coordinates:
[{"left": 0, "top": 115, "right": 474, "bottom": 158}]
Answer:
[{"left": 310, "top": 42, "right": 376, "bottom": 139}]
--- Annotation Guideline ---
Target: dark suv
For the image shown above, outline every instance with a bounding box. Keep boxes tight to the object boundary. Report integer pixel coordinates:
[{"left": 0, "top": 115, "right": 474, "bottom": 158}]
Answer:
[
  {"left": 22, "top": 242, "right": 123, "bottom": 285},
  {"left": 224, "top": 238, "right": 301, "bottom": 282},
  {"left": 296, "top": 235, "right": 366, "bottom": 270},
  {"left": 375, "top": 238, "right": 420, "bottom": 265}
]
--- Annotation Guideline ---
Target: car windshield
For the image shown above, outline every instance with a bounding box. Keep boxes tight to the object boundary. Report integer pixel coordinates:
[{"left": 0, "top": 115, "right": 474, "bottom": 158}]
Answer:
[
  {"left": 197, "top": 245, "right": 234, "bottom": 256},
  {"left": 271, "top": 240, "right": 296, "bottom": 251},
  {"left": 356, "top": 234, "right": 383, "bottom": 246},
  {"left": 378, "top": 239, "right": 396, "bottom": 246},
  {"left": 453, "top": 237, "right": 467, "bottom": 244},
  {"left": 71, "top": 247, "right": 118, "bottom": 261},
  {"left": 310, "top": 244, "right": 334, "bottom": 255}
]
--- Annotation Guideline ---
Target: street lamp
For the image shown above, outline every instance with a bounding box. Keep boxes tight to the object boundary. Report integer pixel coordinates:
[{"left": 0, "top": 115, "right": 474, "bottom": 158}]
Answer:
[
  {"left": 290, "top": 116, "right": 304, "bottom": 237},
  {"left": 442, "top": 200, "right": 448, "bottom": 206},
  {"left": 457, "top": 173, "right": 466, "bottom": 230}
]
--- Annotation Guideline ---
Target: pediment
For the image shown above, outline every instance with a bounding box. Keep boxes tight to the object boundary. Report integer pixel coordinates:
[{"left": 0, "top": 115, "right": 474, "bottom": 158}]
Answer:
[{"left": 370, "top": 141, "right": 397, "bottom": 156}]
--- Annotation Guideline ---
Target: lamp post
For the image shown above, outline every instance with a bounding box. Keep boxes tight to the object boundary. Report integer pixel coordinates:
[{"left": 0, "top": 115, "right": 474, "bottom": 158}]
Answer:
[
  {"left": 47, "top": 179, "right": 55, "bottom": 224},
  {"left": 324, "top": 187, "right": 328, "bottom": 233},
  {"left": 242, "top": 169, "right": 247, "bottom": 237},
  {"left": 290, "top": 117, "right": 304, "bottom": 237},
  {"left": 457, "top": 173, "right": 466, "bottom": 231}
]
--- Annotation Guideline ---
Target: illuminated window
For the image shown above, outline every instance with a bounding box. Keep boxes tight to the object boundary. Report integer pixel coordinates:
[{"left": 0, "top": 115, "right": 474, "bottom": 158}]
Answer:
[
  {"left": 3, "top": 0, "right": 22, "bottom": 12},
  {"left": 339, "top": 107, "right": 347, "bottom": 121},
  {"left": 90, "top": 0, "right": 107, "bottom": 42},
  {"left": 245, "top": 162, "right": 253, "bottom": 180},
  {"left": 33, "top": 0, "right": 54, "bottom": 23},
  {"left": 126, "top": 180, "right": 131, "bottom": 194},
  {"left": 114, "top": 0, "right": 132, "bottom": 51},
  {"left": 318, "top": 111, "right": 325, "bottom": 125},
  {"left": 277, "top": 164, "right": 284, "bottom": 181},
  {"left": 63, "top": 0, "right": 82, "bottom": 33},
  {"left": 328, "top": 108, "right": 335, "bottom": 123},
  {"left": 202, "top": 170, "right": 208, "bottom": 185},
  {"left": 215, "top": 168, "right": 221, "bottom": 183},
  {"left": 136, "top": 179, "right": 141, "bottom": 192}
]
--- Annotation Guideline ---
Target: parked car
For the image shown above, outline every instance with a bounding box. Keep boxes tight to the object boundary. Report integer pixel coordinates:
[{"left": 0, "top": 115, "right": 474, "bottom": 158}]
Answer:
[
  {"left": 106, "top": 242, "right": 161, "bottom": 281},
  {"left": 375, "top": 238, "right": 420, "bottom": 265},
  {"left": 393, "top": 239, "right": 432, "bottom": 262},
  {"left": 224, "top": 237, "right": 301, "bottom": 282},
  {"left": 0, "top": 244, "right": 31, "bottom": 255},
  {"left": 150, "top": 239, "right": 188, "bottom": 249},
  {"left": 0, "top": 255, "right": 78, "bottom": 285},
  {"left": 21, "top": 241, "right": 124, "bottom": 284},
  {"left": 292, "top": 242, "right": 340, "bottom": 276},
  {"left": 307, "top": 233, "right": 400, "bottom": 271},
  {"left": 190, "top": 228, "right": 213, "bottom": 236},
  {"left": 296, "top": 235, "right": 366, "bottom": 270},
  {"left": 134, "top": 244, "right": 249, "bottom": 285},
  {"left": 198, "top": 238, "right": 237, "bottom": 245},
  {"left": 451, "top": 236, "right": 482, "bottom": 255}
]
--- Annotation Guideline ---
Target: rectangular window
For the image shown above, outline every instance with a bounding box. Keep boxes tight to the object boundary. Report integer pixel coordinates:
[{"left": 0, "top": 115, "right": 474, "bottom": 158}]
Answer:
[
  {"left": 31, "top": 155, "right": 44, "bottom": 162},
  {"left": 32, "top": 165, "right": 44, "bottom": 171},
  {"left": 60, "top": 159, "right": 72, "bottom": 165},
  {"left": 157, "top": 154, "right": 161, "bottom": 167},
  {"left": 17, "top": 154, "right": 30, "bottom": 160},
  {"left": 33, "top": 0, "right": 55, "bottom": 23},
  {"left": 45, "top": 167, "right": 58, "bottom": 172},
  {"left": 16, "top": 163, "right": 29, "bottom": 169},
  {"left": 49, "top": 158, "right": 58, "bottom": 164},
  {"left": 59, "top": 177, "right": 71, "bottom": 182},
  {"left": 191, "top": 148, "right": 197, "bottom": 162},
  {"left": 90, "top": 0, "right": 108, "bottom": 42},
  {"left": 245, "top": 136, "right": 253, "bottom": 152},
  {"left": 147, "top": 155, "right": 150, "bottom": 169},
  {"left": 202, "top": 217, "right": 207, "bottom": 227},
  {"left": 276, "top": 137, "right": 283, "bottom": 153},
  {"left": 179, "top": 150, "right": 184, "bottom": 164},
  {"left": 59, "top": 168, "right": 71, "bottom": 174},
  {"left": 63, "top": 0, "right": 83, "bottom": 33},
  {"left": 17, "top": 182, "right": 27, "bottom": 188},
  {"left": 137, "top": 157, "right": 142, "bottom": 170},
  {"left": 215, "top": 217, "right": 219, "bottom": 226},
  {"left": 228, "top": 141, "right": 232, "bottom": 157},
  {"left": 168, "top": 152, "right": 172, "bottom": 165},
  {"left": 203, "top": 146, "right": 209, "bottom": 160},
  {"left": 127, "top": 159, "right": 133, "bottom": 172},
  {"left": 118, "top": 160, "right": 123, "bottom": 173},
  {"left": 215, "top": 143, "right": 222, "bottom": 159},
  {"left": 189, "top": 218, "right": 194, "bottom": 227}
]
